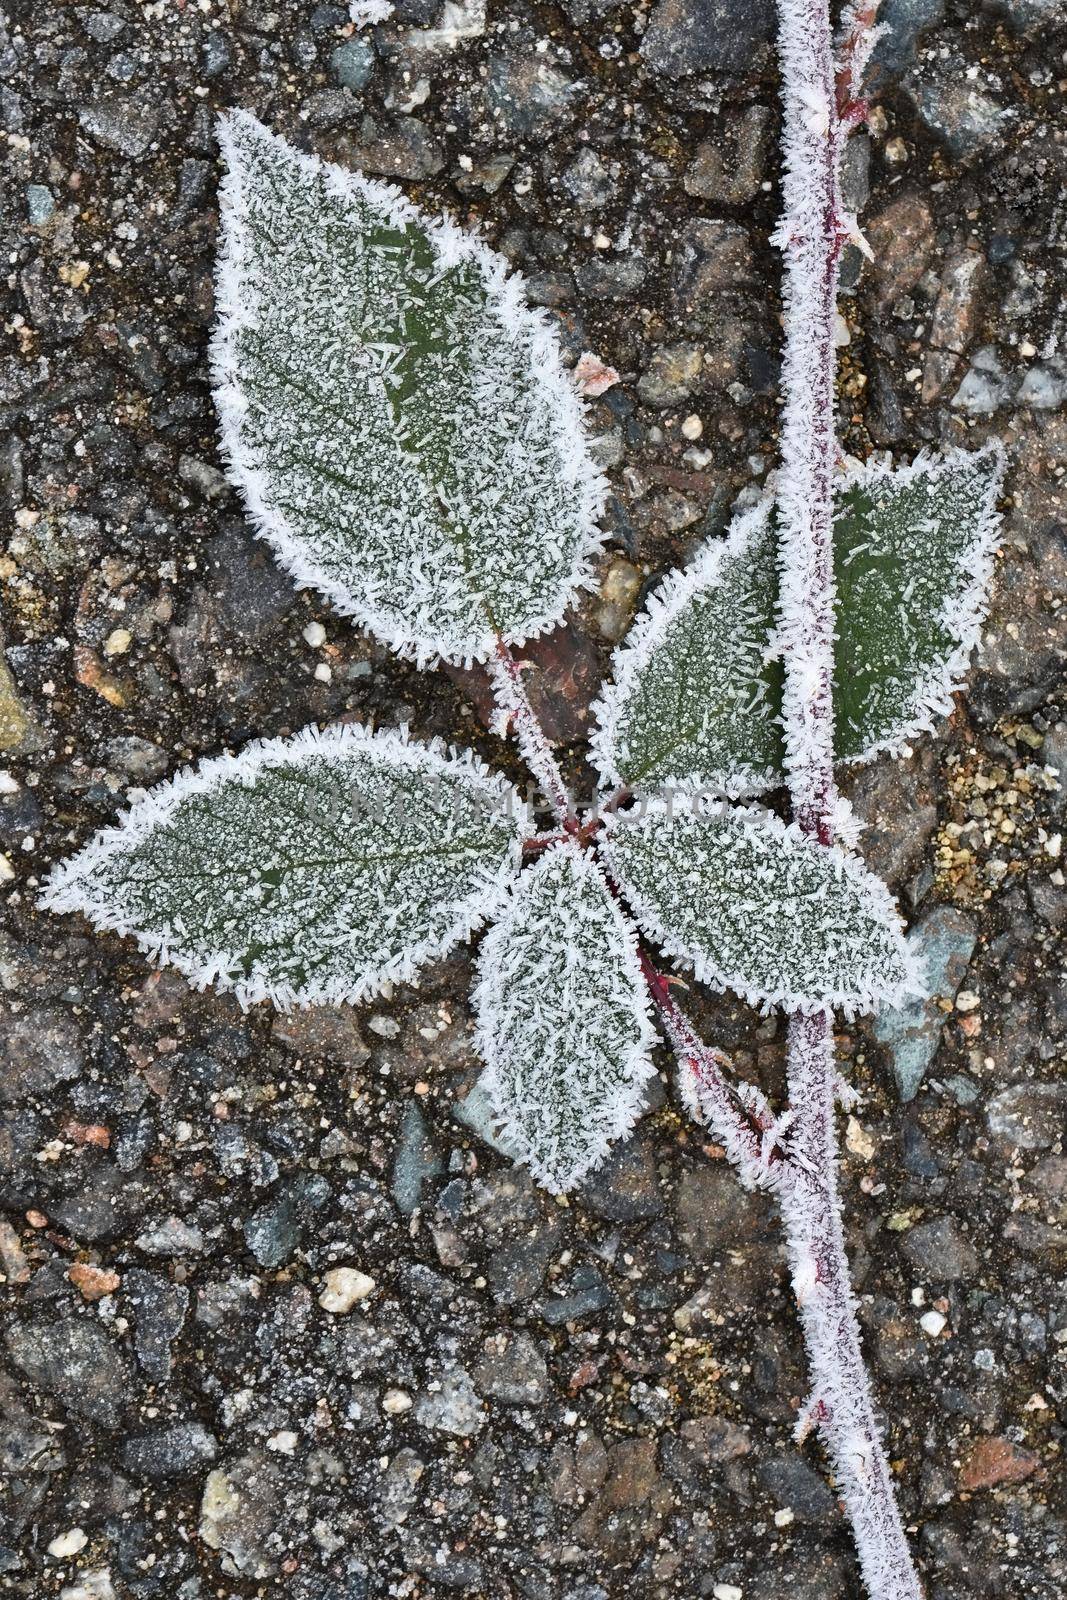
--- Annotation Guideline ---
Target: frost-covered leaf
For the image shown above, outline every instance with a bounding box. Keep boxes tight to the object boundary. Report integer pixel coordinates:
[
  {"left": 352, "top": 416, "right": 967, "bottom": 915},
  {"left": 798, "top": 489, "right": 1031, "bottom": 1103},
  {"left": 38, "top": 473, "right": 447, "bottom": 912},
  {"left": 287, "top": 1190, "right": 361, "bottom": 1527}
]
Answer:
[
  {"left": 831, "top": 443, "right": 1003, "bottom": 761},
  {"left": 473, "top": 842, "right": 656, "bottom": 1193},
  {"left": 602, "top": 799, "right": 923, "bottom": 1016},
  {"left": 589, "top": 503, "right": 780, "bottom": 795},
  {"left": 592, "top": 446, "right": 1003, "bottom": 791},
  {"left": 42, "top": 724, "right": 528, "bottom": 1009},
  {"left": 213, "top": 110, "right": 606, "bottom": 666}
]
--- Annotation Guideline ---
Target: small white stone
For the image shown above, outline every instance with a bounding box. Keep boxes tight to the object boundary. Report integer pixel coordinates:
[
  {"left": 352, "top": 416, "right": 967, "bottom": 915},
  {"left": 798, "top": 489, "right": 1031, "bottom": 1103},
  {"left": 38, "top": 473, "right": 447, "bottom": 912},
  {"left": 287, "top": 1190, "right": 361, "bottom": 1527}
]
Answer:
[
  {"left": 955, "top": 990, "right": 980, "bottom": 1013},
  {"left": 681, "top": 413, "right": 703, "bottom": 440},
  {"left": 313, "top": 662, "right": 332, "bottom": 683},
  {"left": 920, "top": 1309, "right": 947, "bottom": 1338},
  {"left": 48, "top": 1527, "right": 88, "bottom": 1559},
  {"left": 103, "top": 627, "right": 132, "bottom": 658},
  {"left": 0, "top": 770, "right": 18, "bottom": 795},
  {"left": 266, "top": 1429, "right": 299, "bottom": 1454},
  {"left": 0, "top": 853, "right": 15, "bottom": 884},
  {"left": 382, "top": 1388, "right": 413, "bottom": 1414},
  {"left": 303, "top": 620, "right": 326, "bottom": 647},
  {"left": 318, "top": 1266, "right": 376, "bottom": 1314},
  {"left": 713, "top": 1586, "right": 743, "bottom": 1600},
  {"left": 773, "top": 1507, "right": 794, "bottom": 1527}
]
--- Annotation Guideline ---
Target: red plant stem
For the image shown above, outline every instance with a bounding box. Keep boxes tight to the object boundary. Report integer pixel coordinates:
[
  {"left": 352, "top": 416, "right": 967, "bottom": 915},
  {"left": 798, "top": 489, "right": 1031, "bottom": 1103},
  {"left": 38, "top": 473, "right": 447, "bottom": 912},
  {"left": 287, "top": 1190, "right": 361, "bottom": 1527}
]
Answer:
[
  {"left": 493, "top": 642, "right": 761, "bottom": 1165},
  {"left": 489, "top": 640, "right": 574, "bottom": 824},
  {"left": 773, "top": 2, "right": 923, "bottom": 1597}
]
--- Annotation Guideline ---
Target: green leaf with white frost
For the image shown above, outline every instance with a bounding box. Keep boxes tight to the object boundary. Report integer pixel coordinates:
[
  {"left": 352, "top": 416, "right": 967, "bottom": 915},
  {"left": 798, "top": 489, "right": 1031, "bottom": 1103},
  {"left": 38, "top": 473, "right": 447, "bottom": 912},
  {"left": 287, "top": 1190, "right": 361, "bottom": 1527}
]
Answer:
[
  {"left": 831, "top": 444, "right": 1003, "bottom": 761},
  {"left": 592, "top": 446, "right": 1004, "bottom": 792},
  {"left": 601, "top": 800, "right": 923, "bottom": 1016},
  {"left": 212, "top": 110, "right": 607, "bottom": 666},
  {"left": 473, "top": 842, "right": 657, "bottom": 1193},
  {"left": 41, "top": 724, "right": 529, "bottom": 1010},
  {"left": 589, "top": 503, "right": 781, "bottom": 796}
]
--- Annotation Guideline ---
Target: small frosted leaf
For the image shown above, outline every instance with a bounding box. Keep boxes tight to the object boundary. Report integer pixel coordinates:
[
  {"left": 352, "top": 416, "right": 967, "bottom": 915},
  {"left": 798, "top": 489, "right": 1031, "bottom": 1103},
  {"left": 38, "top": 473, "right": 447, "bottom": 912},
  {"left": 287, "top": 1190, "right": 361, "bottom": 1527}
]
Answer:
[
  {"left": 602, "top": 800, "right": 923, "bottom": 1016},
  {"left": 472, "top": 842, "right": 657, "bottom": 1193},
  {"left": 592, "top": 445, "right": 1003, "bottom": 792},
  {"left": 213, "top": 110, "right": 607, "bottom": 665},
  {"left": 41, "top": 724, "right": 528, "bottom": 1009},
  {"left": 590, "top": 502, "right": 781, "bottom": 796},
  {"left": 831, "top": 443, "right": 1004, "bottom": 761}
]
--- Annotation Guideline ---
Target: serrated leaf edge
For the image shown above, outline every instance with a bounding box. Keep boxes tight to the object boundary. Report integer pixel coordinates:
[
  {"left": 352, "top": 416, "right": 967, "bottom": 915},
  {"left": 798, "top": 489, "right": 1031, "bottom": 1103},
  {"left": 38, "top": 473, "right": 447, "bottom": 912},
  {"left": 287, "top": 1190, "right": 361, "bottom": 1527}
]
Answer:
[
  {"left": 833, "top": 441, "right": 1006, "bottom": 765},
  {"left": 471, "top": 840, "right": 659, "bottom": 1194},
  {"left": 211, "top": 109, "right": 610, "bottom": 669},
  {"left": 588, "top": 499, "right": 780, "bottom": 797},
  {"left": 40, "top": 721, "right": 532, "bottom": 1012},
  {"left": 601, "top": 797, "right": 927, "bottom": 1019}
]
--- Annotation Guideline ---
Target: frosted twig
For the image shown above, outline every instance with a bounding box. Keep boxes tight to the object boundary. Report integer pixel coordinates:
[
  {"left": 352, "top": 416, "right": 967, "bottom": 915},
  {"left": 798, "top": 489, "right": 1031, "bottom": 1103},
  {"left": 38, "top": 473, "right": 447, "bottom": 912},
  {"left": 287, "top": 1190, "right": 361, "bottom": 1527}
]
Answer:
[
  {"left": 490, "top": 640, "right": 574, "bottom": 824},
  {"left": 771, "top": 2, "right": 925, "bottom": 1596}
]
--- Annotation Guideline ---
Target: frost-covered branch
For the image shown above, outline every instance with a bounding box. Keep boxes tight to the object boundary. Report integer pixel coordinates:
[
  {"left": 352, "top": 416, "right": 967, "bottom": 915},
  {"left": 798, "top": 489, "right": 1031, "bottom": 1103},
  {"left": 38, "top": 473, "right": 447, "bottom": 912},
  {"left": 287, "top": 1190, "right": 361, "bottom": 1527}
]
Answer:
[
  {"left": 771, "top": 3, "right": 925, "bottom": 1597},
  {"left": 490, "top": 640, "right": 574, "bottom": 824}
]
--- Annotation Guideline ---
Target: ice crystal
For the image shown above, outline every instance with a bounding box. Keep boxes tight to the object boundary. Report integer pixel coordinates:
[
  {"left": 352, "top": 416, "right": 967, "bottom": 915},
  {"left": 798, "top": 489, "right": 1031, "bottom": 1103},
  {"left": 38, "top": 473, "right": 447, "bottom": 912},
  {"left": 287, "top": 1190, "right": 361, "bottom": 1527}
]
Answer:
[
  {"left": 42, "top": 723, "right": 529, "bottom": 1010},
  {"left": 592, "top": 446, "right": 1003, "bottom": 796},
  {"left": 212, "top": 111, "right": 607, "bottom": 667},
  {"left": 602, "top": 798, "right": 923, "bottom": 1016},
  {"left": 472, "top": 842, "right": 656, "bottom": 1193}
]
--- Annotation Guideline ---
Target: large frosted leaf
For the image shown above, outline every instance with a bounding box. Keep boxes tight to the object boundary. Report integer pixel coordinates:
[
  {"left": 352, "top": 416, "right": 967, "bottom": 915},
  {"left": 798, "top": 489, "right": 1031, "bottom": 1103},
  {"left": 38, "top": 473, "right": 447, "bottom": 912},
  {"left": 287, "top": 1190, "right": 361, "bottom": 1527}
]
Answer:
[
  {"left": 212, "top": 110, "right": 607, "bottom": 666},
  {"left": 589, "top": 503, "right": 780, "bottom": 796},
  {"left": 831, "top": 444, "right": 1003, "bottom": 760},
  {"left": 472, "top": 842, "right": 656, "bottom": 1193},
  {"left": 592, "top": 446, "right": 1003, "bottom": 792},
  {"left": 602, "top": 800, "right": 923, "bottom": 1016},
  {"left": 42, "top": 724, "right": 529, "bottom": 1009}
]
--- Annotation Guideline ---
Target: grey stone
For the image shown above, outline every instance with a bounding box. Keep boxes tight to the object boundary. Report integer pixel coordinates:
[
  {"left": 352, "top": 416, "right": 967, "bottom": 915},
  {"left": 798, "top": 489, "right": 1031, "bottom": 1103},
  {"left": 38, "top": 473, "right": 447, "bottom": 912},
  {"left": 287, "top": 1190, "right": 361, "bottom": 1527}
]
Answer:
[
  {"left": 473, "top": 1332, "right": 550, "bottom": 1405},
  {"left": 757, "top": 1453, "right": 838, "bottom": 1521},
  {"left": 684, "top": 106, "right": 773, "bottom": 205},
  {"left": 673, "top": 219, "right": 755, "bottom": 319},
  {"left": 0, "top": 1005, "right": 84, "bottom": 1104},
  {"left": 124, "top": 1269, "right": 190, "bottom": 1382},
  {"left": 25, "top": 183, "right": 54, "bottom": 224},
  {"left": 869, "top": 0, "right": 946, "bottom": 79},
  {"left": 986, "top": 1082, "right": 1067, "bottom": 1151},
  {"left": 391, "top": 1101, "right": 443, "bottom": 1215},
  {"left": 330, "top": 38, "right": 375, "bottom": 91},
  {"left": 122, "top": 1422, "right": 219, "bottom": 1482},
  {"left": 5, "top": 1316, "right": 132, "bottom": 1429},
  {"left": 900, "top": 1216, "right": 979, "bottom": 1281},
  {"left": 641, "top": 0, "right": 774, "bottom": 78},
  {"left": 135, "top": 1215, "right": 205, "bottom": 1256},
  {"left": 378, "top": 1447, "right": 425, "bottom": 1529},
  {"left": 562, "top": 149, "right": 615, "bottom": 209},
  {"left": 77, "top": 96, "right": 160, "bottom": 158},
  {"left": 451, "top": 1072, "right": 523, "bottom": 1161},
  {"left": 484, "top": 54, "right": 579, "bottom": 137},
  {"left": 905, "top": 61, "right": 1011, "bottom": 160},
  {"left": 243, "top": 1173, "right": 330, "bottom": 1267},
  {"left": 539, "top": 1263, "right": 614, "bottom": 1325},
  {"left": 574, "top": 257, "right": 646, "bottom": 300},
  {"left": 952, "top": 346, "right": 1012, "bottom": 413},
  {"left": 872, "top": 905, "right": 977, "bottom": 1099},
  {"left": 637, "top": 342, "right": 702, "bottom": 408},
  {"left": 340, "top": 115, "right": 445, "bottom": 179},
  {"left": 199, "top": 1451, "right": 287, "bottom": 1579},
  {"left": 414, "top": 1366, "right": 485, "bottom": 1436}
]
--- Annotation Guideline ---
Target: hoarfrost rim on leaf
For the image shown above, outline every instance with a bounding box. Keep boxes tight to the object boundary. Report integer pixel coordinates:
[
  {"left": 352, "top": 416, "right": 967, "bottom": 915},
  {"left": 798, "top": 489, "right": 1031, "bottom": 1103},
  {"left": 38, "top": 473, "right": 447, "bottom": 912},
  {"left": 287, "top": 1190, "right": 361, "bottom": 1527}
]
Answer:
[
  {"left": 40, "top": 721, "right": 532, "bottom": 1011},
  {"left": 589, "top": 500, "right": 780, "bottom": 797},
  {"left": 834, "top": 440, "right": 1006, "bottom": 764},
  {"left": 210, "top": 109, "right": 610, "bottom": 668},
  {"left": 472, "top": 839, "right": 658, "bottom": 1194},
  {"left": 602, "top": 796, "right": 926, "bottom": 1018}
]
